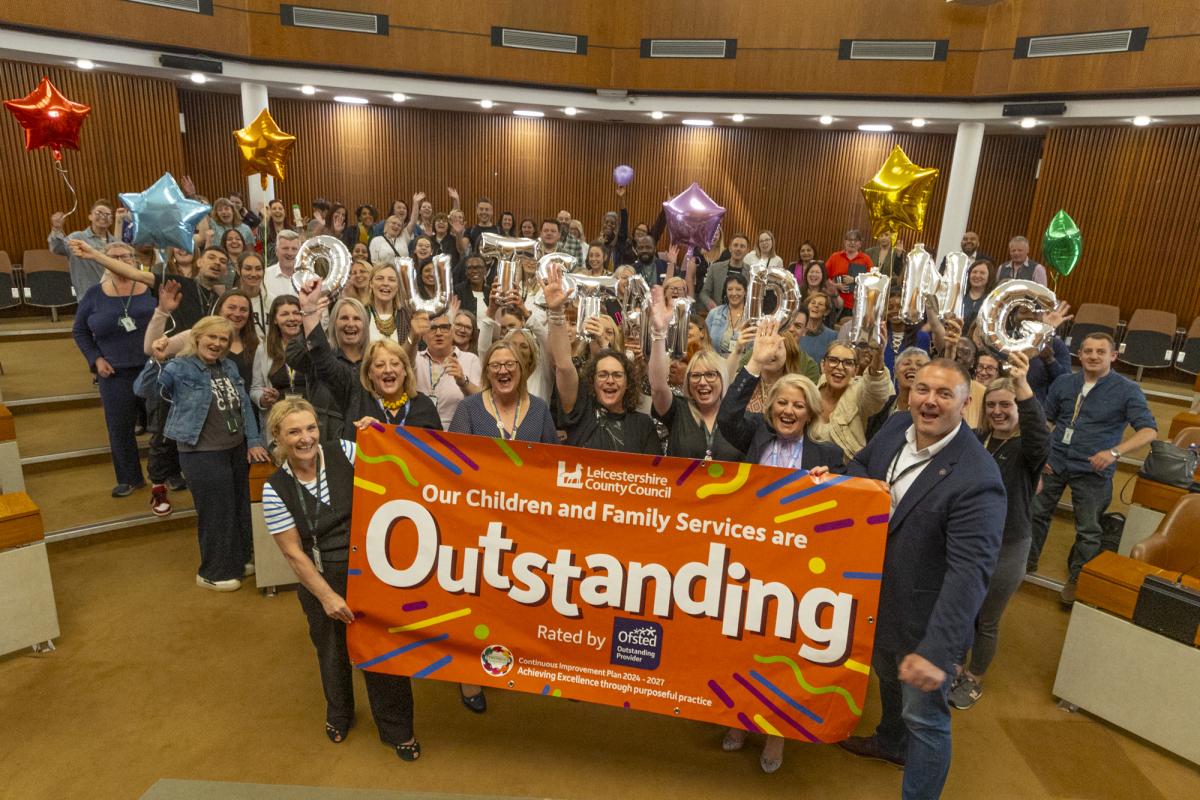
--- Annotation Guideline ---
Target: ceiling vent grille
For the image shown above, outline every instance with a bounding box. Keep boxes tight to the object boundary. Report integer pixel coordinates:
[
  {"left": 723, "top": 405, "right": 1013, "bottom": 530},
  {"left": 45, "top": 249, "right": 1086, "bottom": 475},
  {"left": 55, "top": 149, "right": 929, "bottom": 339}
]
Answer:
[
  {"left": 129, "top": 0, "right": 212, "bottom": 13},
  {"left": 840, "top": 39, "right": 947, "bottom": 61},
  {"left": 492, "top": 28, "right": 587, "bottom": 55},
  {"left": 1016, "top": 28, "right": 1148, "bottom": 58},
  {"left": 642, "top": 39, "right": 736, "bottom": 59},
  {"left": 280, "top": 5, "right": 387, "bottom": 35}
]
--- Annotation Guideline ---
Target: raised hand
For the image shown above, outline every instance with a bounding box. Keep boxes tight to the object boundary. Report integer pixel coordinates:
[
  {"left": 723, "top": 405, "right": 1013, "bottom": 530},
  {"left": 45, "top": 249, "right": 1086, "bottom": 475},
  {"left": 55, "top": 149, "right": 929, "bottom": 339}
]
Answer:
[
  {"left": 297, "top": 277, "right": 324, "bottom": 313},
  {"left": 68, "top": 238, "right": 95, "bottom": 259},
  {"left": 446, "top": 187, "right": 459, "bottom": 202},
  {"left": 749, "top": 318, "right": 782, "bottom": 369},
  {"left": 445, "top": 354, "right": 465, "bottom": 385},
  {"left": 615, "top": 184, "right": 626, "bottom": 198},
  {"left": 648, "top": 284, "right": 671, "bottom": 335},
  {"left": 1043, "top": 301, "right": 1073, "bottom": 330},
  {"left": 409, "top": 311, "right": 431, "bottom": 340},
  {"left": 180, "top": 175, "right": 197, "bottom": 197},
  {"left": 151, "top": 336, "right": 171, "bottom": 362},
  {"left": 540, "top": 263, "right": 573, "bottom": 311},
  {"left": 50, "top": 211, "right": 65, "bottom": 230},
  {"left": 159, "top": 279, "right": 183, "bottom": 313}
]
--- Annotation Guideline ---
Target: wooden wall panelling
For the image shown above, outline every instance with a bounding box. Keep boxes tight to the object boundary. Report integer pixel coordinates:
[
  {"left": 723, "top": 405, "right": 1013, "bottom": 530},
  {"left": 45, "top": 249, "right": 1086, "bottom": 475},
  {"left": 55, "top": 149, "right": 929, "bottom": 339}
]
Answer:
[
  {"left": 0, "top": 61, "right": 186, "bottom": 263},
  {"left": 178, "top": 90, "right": 1036, "bottom": 269},
  {"left": 965, "top": 134, "right": 1044, "bottom": 263},
  {"left": 1027, "top": 125, "right": 1200, "bottom": 322}
]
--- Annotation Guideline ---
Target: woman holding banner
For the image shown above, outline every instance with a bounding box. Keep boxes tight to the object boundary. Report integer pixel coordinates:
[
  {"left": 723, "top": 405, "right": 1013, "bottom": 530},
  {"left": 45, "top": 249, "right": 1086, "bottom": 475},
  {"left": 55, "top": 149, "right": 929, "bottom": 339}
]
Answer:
[
  {"left": 295, "top": 280, "right": 441, "bottom": 440},
  {"left": 543, "top": 264, "right": 660, "bottom": 455},
  {"left": 716, "top": 317, "right": 843, "bottom": 772},
  {"left": 645, "top": 286, "right": 741, "bottom": 462},
  {"left": 262, "top": 397, "right": 421, "bottom": 761}
]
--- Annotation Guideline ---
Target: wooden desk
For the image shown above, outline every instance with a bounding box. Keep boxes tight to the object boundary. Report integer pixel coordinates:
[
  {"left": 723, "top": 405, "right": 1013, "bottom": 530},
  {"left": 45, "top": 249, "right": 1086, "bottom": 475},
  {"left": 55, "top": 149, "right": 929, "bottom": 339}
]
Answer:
[
  {"left": 1130, "top": 477, "right": 1189, "bottom": 514},
  {"left": 0, "top": 404, "right": 14, "bottom": 442},
  {"left": 1170, "top": 412, "right": 1200, "bottom": 439},
  {"left": 1077, "top": 550, "right": 1200, "bottom": 645},
  {"left": 0, "top": 492, "right": 42, "bottom": 550}
]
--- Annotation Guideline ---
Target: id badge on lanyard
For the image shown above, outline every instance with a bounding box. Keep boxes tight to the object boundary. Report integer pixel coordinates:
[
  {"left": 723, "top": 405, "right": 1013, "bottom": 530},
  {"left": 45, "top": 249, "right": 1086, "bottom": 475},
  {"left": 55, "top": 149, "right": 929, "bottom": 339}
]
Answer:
[{"left": 118, "top": 315, "right": 137, "bottom": 332}]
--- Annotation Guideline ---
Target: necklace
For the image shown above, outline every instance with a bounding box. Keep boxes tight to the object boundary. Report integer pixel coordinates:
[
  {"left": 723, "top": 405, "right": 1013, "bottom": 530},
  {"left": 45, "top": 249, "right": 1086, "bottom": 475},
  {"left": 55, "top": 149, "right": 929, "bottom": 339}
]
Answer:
[
  {"left": 373, "top": 306, "right": 397, "bottom": 338},
  {"left": 378, "top": 393, "right": 410, "bottom": 426}
]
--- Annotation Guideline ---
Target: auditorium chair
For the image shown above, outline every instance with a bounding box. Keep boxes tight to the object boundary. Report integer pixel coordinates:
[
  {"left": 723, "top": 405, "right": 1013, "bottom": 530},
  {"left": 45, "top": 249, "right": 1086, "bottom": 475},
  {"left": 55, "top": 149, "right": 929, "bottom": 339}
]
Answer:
[
  {"left": 0, "top": 251, "right": 20, "bottom": 311},
  {"left": 1130, "top": 494, "right": 1200, "bottom": 578},
  {"left": 1117, "top": 308, "right": 1177, "bottom": 381},
  {"left": 1064, "top": 303, "right": 1120, "bottom": 357},
  {"left": 21, "top": 249, "right": 75, "bottom": 321},
  {"left": 1178, "top": 316, "right": 1200, "bottom": 376},
  {"left": 1174, "top": 426, "right": 1200, "bottom": 450}
]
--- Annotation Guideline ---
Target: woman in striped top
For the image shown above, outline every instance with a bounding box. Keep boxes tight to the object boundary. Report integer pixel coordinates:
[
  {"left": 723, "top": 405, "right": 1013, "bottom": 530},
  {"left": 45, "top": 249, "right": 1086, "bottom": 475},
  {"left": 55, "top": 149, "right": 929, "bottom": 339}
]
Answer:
[{"left": 262, "top": 397, "right": 420, "bottom": 761}]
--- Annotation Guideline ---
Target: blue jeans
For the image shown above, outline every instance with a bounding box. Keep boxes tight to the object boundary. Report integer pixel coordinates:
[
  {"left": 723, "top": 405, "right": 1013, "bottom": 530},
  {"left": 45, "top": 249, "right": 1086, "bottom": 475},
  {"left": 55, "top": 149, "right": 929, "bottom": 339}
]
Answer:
[
  {"left": 873, "top": 648, "right": 953, "bottom": 800},
  {"left": 1027, "top": 467, "right": 1112, "bottom": 582}
]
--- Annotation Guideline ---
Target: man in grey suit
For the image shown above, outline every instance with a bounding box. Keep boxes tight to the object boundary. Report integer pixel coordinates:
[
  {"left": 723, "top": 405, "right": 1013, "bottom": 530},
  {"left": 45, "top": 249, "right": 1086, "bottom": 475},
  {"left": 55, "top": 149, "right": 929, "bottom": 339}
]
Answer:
[{"left": 699, "top": 233, "right": 751, "bottom": 310}]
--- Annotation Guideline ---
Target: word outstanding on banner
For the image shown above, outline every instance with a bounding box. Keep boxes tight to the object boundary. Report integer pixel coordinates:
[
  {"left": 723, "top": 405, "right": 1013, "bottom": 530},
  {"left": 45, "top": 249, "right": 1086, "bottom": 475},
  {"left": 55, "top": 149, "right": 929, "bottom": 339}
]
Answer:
[{"left": 345, "top": 426, "right": 889, "bottom": 743}]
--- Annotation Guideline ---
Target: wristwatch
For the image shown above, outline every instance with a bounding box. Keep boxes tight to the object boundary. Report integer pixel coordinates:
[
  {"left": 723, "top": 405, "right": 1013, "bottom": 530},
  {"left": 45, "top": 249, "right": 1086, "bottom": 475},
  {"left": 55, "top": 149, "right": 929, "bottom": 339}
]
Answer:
[{"left": 1110, "top": 448, "right": 1121, "bottom": 459}]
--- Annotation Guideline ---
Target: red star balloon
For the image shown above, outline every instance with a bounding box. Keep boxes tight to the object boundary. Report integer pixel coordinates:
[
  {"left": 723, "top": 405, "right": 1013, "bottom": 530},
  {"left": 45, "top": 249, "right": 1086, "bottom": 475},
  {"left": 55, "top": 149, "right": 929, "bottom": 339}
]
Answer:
[
  {"left": 4, "top": 77, "right": 92, "bottom": 161},
  {"left": 233, "top": 109, "right": 297, "bottom": 190}
]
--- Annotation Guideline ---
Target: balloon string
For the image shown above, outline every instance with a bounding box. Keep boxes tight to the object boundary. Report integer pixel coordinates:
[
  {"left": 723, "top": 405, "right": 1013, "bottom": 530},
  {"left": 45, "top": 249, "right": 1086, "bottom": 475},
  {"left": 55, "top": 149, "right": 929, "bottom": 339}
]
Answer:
[{"left": 53, "top": 159, "right": 79, "bottom": 217}]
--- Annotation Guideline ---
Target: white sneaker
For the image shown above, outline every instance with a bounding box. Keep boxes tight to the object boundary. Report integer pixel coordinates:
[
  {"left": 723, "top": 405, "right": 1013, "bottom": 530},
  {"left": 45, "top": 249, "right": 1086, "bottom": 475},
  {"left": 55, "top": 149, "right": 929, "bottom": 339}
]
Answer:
[
  {"left": 196, "top": 575, "right": 242, "bottom": 592},
  {"left": 243, "top": 562, "right": 256, "bottom": 578}
]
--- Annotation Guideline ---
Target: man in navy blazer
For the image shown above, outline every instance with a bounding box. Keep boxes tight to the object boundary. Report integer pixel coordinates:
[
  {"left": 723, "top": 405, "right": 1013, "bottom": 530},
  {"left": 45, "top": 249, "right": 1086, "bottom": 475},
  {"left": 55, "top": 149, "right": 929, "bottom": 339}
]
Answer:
[{"left": 835, "top": 358, "right": 1006, "bottom": 799}]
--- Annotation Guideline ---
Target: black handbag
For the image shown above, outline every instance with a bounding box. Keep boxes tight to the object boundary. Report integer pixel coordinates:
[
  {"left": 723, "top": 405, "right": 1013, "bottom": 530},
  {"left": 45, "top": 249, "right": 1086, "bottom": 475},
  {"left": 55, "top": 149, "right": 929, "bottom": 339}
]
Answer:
[{"left": 1137, "top": 440, "right": 1199, "bottom": 489}]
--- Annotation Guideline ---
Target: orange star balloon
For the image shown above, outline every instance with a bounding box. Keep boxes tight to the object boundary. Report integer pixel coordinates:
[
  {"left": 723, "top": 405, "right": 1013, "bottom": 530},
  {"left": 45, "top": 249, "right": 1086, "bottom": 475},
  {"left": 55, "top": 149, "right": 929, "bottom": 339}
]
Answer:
[
  {"left": 860, "top": 145, "right": 940, "bottom": 242},
  {"left": 233, "top": 109, "right": 296, "bottom": 190},
  {"left": 4, "top": 77, "right": 92, "bottom": 161}
]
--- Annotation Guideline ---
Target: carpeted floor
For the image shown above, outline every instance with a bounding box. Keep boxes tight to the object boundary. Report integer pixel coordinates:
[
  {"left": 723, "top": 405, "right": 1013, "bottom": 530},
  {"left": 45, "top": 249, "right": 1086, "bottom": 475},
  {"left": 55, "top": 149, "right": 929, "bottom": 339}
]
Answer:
[{"left": 1, "top": 527, "right": 1198, "bottom": 799}]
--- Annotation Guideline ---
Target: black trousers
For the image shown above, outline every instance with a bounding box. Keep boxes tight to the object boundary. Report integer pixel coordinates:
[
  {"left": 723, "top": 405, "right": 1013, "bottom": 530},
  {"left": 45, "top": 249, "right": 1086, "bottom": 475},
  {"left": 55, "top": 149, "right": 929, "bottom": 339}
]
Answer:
[
  {"left": 297, "top": 560, "right": 415, "bottom": 744},
  {"left": 97, "top": 366, "right": 145, "bottom": 487},
  {"left": 178, "top": 444, "right": 252, "bottom": 581},
  {"left": 145, "top": 391, "right": 182, "bottom": 484}
]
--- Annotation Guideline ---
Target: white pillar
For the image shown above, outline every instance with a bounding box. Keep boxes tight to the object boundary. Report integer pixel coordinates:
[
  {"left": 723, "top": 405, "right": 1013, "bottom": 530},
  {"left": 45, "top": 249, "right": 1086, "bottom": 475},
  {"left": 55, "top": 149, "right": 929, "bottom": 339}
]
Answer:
[
  {"left": 935, "top": 122, "right": 986, "bottom": 260},
  {"left": 239, "top": 82, "right": 274, "bottom": 210}
]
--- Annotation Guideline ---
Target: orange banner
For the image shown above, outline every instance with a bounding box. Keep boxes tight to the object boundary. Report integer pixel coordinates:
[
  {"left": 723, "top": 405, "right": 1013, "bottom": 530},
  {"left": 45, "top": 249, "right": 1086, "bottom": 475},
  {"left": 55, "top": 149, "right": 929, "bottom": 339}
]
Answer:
[{"left": 345, "top": 426, "right": 890, "bottom": 742}]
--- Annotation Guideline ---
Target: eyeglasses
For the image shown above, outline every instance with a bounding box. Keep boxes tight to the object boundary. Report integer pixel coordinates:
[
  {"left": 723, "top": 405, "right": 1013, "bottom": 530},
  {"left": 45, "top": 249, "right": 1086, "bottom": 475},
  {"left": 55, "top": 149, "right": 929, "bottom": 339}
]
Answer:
[
  {"left": 428, "top": 323, "right": 452, "bottom": 332},
  {"left": 688, "top": 371, "right": 721, "bottom": 383},
  {"left": 824, "top": 357, "right": 857, "bottom": 370},
  {"left": 113, "top": 253, "right": 137, "bottom": 262},
  {"left": 595, "top": 371, "right": 625, "bottom": 381},
  {"left": 488, "top": 360, "right": 519, "bottom": 373}
]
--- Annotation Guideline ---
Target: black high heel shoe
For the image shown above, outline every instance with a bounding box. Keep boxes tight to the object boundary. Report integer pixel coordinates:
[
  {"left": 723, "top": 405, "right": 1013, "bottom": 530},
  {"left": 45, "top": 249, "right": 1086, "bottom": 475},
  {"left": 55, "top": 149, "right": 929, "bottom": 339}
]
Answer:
[
  {"left": 396, "top": 739, "right": 421, "bottom": 761},
  {"left": 459, "top": 686, "right": 487, "bottom": 713}
]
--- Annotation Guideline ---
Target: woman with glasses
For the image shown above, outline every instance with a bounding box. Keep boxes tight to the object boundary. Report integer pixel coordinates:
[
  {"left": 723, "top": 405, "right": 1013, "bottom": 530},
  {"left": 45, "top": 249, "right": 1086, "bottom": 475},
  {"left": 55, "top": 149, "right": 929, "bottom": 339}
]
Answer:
[
  {"left": 544, "top": 264, "right": 659, "bottom": 454},
  {"left": 645, "top": 286, "right": 740, "bottom": 461},
  {"left": 449, "top": 340, "right": 556, "bottom": 443},
  {"left": 810, "top": 340, "right": 893, "bottom": 460}
]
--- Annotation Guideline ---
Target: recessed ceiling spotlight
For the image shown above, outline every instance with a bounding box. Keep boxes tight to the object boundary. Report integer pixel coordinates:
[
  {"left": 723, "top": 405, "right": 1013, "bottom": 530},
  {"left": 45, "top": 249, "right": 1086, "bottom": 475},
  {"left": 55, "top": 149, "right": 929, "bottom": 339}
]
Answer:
[
  {"left": 731, "top": 114, "right": 745, "bottom": 123},
  {"left": 682, "top": 119, "right": 714, "bottom": 127},
  {"left": 911, "top": 118, "right": 927, "bottom": 128},
  {"left": 299, "top": 85, "right": 316, "bottom": 95},
  {"left": 819, "top": 115, "right": 834, "bottom": 125},
  {"left": 189, "top": 72, "right": 207, "bottom": 84},
  {"left": 514, "top": 109, "right": 545, "bottom": 118},
  {"left": 76, "top": 59, "right": 95, "bottom": 70},
  {"left": 563, "top": 107, "right": 578, "bottom": 116},
  {"left": 1132, "top": 115, "right": 1152, "bottom": 127},
  {"left": 650, "top": 111, "right": 665, "bottom": 120},
  {"left": 858, "top": 123, "right": 893, "bottom": 132},
  {"left": 391, "top": 93, "right": 407, "bottom": 103},
  {"left": 334, "top": 95, "right": 368, "bottom": 105},
  {"left": 480, "top": 99, "right": 494, "bottom": 109},
  {"left": 1020, "top": 117, "right": 1038, "bottom": 129}
]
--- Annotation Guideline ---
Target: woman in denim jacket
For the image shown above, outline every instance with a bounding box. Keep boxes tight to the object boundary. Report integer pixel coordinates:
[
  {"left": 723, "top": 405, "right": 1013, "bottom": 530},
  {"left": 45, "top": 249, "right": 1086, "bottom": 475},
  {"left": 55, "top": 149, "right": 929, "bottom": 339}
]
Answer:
[{"left": 155, "top": 316, "right": 270, "bottom": 591}]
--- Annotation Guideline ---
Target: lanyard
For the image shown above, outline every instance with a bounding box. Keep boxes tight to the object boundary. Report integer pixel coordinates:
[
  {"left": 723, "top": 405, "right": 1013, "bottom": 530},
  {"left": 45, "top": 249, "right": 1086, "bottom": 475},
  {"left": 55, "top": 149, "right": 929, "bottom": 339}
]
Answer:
[
  {"left": 291, "top": 451, "right": 325, "bottom": 538},
  {"left": 426, "top": 354, "right": 450, "bottom": 398},
  {"left": 887, "top": 447, "right": 931, "bottom": 487},
  {"left": 701, "top": 419, "right": 718, "bottom": 462},
  {"left": 377, "top": 398, "right": 410, "bottom": 426},
  {"left": 486, "top": 391, "right": 524, "bottom": 440},
  {"left": 254, "top": 293, "right": 267, "bottom": 337},
  {"left": 767, "top": 437, "right": 804, "bottom": 470}
]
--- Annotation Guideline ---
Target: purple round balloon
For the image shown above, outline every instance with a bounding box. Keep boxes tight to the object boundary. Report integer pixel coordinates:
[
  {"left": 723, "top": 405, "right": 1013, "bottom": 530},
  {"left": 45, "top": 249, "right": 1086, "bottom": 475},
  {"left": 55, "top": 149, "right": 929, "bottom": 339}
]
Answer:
[
  {"left": 613, "top": 164, "right": 634, "bottom": 187},
  {"left": 662, "top": 182, "right": 725, "bottom": 252}
]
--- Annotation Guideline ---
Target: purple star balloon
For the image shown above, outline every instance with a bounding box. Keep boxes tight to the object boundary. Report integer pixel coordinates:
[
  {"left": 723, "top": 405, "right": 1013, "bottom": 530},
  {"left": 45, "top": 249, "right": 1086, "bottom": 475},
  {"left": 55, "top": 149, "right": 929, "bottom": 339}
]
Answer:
[
  {"left": 662, "top": 182, "right": 725, "bottom": 252},
  {"left": 119, "top": 172, "right": 210, "bottom": 254}
]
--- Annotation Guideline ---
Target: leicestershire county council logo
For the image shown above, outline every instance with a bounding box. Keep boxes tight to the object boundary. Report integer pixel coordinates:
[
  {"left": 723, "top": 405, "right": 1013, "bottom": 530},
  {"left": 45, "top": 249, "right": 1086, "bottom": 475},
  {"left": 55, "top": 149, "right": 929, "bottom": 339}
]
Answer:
[
  {"left": 609, "top": 617, "right": 663, "bottom": 670},
  {"left": 480, "top": 644, "right": 514, "bottom": 677},
  {"left": 556, "top": 460, "right": 583, "bottom": 489}
]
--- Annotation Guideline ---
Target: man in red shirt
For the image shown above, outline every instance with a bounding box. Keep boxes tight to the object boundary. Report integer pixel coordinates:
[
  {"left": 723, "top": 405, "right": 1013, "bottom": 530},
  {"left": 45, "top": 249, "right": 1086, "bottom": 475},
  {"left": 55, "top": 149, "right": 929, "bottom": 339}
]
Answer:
[{"left": 826, "top": 228, "right": 874, "bottom": 316}]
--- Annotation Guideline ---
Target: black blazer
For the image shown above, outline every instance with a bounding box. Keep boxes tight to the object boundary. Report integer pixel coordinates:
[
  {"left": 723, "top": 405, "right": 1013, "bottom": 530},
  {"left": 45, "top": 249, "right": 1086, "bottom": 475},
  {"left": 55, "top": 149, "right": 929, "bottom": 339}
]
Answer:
[
  {"left": 846, "top": 414, "right": 1007, "bottom": 674},
  {"left": 717, "top": 367, "right": 845, "bottom": 470}
]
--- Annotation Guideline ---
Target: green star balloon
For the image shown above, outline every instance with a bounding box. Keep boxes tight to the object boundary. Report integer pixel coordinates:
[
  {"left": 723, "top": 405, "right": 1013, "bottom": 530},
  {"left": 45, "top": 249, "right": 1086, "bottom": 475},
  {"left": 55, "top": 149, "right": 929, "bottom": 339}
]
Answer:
[{"left": 1042, "top": 209, "right": 1082, "bottom": 278}]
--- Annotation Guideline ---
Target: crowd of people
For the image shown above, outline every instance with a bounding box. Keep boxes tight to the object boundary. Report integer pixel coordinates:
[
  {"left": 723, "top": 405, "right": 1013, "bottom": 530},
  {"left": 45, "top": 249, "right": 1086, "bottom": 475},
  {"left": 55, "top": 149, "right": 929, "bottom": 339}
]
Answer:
[{"left": 62, "top": 180, "right": 1159, "bottom": 795}]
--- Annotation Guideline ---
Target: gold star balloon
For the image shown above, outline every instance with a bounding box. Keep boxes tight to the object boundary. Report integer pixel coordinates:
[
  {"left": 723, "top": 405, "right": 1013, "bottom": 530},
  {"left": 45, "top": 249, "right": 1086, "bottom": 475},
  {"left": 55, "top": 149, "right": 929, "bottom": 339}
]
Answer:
[
  {"left": 860, "top": 144, "right": 940, "bottom": 243},
  {"left": 233, "top": 109, "right": 296, "bottom": 190}
]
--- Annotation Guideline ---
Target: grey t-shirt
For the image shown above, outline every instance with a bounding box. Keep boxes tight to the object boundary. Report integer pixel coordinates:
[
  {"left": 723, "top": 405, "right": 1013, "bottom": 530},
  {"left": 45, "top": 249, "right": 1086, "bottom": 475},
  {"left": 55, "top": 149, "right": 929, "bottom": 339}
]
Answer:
[{"left": 178, "top": 365, "right": 246, "bottom": 452}]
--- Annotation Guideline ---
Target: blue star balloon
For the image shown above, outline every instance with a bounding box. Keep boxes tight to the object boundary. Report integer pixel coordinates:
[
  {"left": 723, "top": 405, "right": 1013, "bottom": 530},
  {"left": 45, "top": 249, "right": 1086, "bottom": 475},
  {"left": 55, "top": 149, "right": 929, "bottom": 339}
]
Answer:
[{"left": 119, "top": 172, "right": 210, "bottom": 254}]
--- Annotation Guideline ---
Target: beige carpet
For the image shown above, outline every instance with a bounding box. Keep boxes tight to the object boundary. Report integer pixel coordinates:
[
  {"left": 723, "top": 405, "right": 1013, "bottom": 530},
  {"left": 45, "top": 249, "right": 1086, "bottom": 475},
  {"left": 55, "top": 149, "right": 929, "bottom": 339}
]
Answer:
[{"left": 140, "top": 780, "right": 553, "bottom": 799}]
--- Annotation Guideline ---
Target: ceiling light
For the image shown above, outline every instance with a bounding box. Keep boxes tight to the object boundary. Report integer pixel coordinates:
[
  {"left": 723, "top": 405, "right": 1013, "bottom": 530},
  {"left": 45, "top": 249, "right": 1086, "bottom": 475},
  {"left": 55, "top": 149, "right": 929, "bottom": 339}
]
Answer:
[
  {"left": 391, "top": 92, "right": 407, "bottom": 103},
  {"left": 1020, "top": 117, "right": 1038, "bottom": 129},
  {"left": 819, "top": 115, "right": 834, "bottom": 125},
  {"left": 911, "top": 118, "right": 927, "bottom": 128},
  {"left": 682, "top": 119, "right": 714, "bottom": 127},
  {"left": 1132, "top": 115, "right": 1152, "bottom": 127},
  {"left": 858, "top": 123, "right": 893, "bottom": 132},
  {"left": 75, "top": 59, "right": 95, "bottom": 70},
  {"left": 299, "top": 85, "right": 316, "bottom": 95},
  {"left": 334, "top": 95, "right": 368, "bottom": 105},
  {"left": 480, "top": 99, "right": 494, "bottom": 109},
  {"left": 731, "top": 114, "right": 745, "bottom": 123},
  {"left": 513, "top": 109, "right": 544, "bottom": 118},
  {"left": 563, "top": 107, "right": 578, "bottom": 116},
  {"left": 650, "top": 111, "right": 665, "bottom": 120},
  {"left": 189, "top": 72, "right": 206, "bottom": 84}
]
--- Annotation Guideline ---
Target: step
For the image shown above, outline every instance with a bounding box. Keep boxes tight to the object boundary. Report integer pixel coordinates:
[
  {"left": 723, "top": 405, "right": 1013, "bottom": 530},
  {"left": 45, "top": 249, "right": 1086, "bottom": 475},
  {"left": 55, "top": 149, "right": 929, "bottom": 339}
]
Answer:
[
  {"left": 0, "top": 337, "right": 99, "bottom": 401},
  {"left": 12, "top": 403, "right": 115, "bottom": 460}
]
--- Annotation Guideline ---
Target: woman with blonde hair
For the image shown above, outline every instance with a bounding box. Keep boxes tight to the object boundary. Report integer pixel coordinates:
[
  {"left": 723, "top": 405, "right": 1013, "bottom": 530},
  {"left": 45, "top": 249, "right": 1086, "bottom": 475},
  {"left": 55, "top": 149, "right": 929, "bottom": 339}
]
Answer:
[
  {"left": 342, "top": 258, "right": 373, "bottom": 306},
  {"left": 152, "top": 315, "right": 269, "bottom": 591},
  {"left": 366, "top": 262, "right": 410, "bottom": 343},
  {"left": 745, "top": 230, "right": 783, "bottom": 270},
  {"left": 295, "top": 280, "right": 440, "bottom": 438},
  {"left": 715, "top": 318, "right": 843, "bottom": 773},
  {"left": 261, "top": 397, "right": 421, "bottom": 759},
  {"left": 646, "top": 287, "right": 740, "bottom": 461},
  {"left": 450, "top": 340, "right": 557, "bottom": 441}
]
